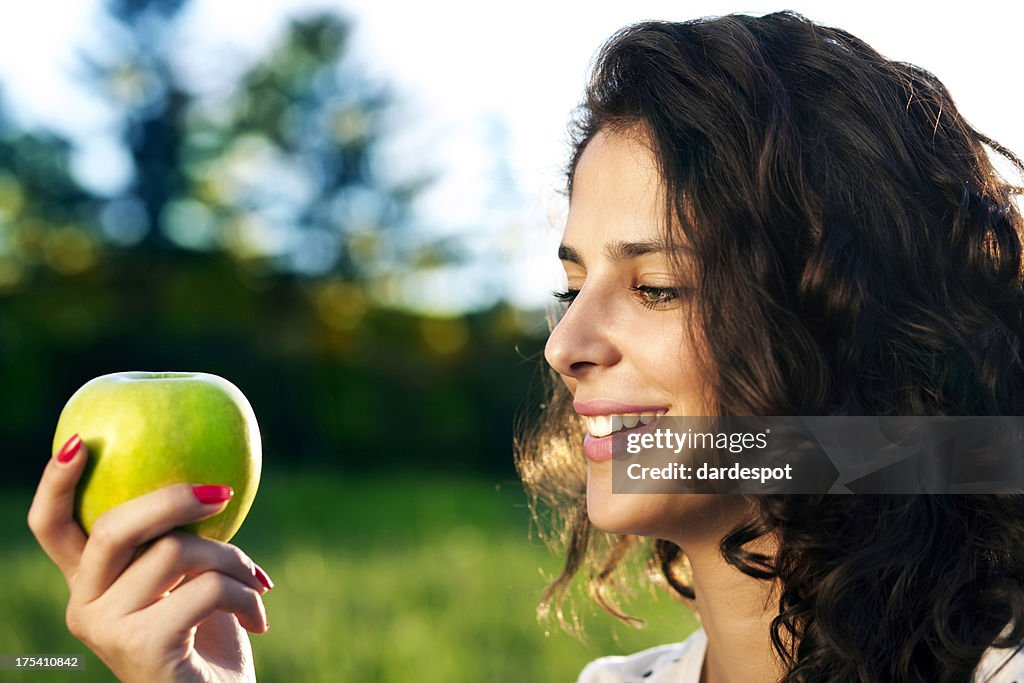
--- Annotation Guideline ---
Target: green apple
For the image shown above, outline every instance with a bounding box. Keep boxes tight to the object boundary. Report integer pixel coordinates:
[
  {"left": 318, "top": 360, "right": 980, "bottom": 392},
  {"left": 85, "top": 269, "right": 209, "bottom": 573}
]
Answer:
[{"left": 52, "top": 371, "right": 261, "bottom": 542}]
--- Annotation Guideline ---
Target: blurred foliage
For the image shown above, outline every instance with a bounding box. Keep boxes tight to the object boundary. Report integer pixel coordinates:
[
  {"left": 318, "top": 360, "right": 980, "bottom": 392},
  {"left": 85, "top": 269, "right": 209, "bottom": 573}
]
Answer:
[
  {"left": 1, "top": 247, "right": 547, "bottom": 481},
  {"left": 0, "top": 0, "right": 550, "bottom": 482}
]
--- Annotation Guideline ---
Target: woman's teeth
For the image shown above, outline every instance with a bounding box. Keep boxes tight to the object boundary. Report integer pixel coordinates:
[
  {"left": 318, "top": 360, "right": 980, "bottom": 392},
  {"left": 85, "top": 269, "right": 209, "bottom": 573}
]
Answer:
[{"left": 586, "top": 412, "right": 666, "bottom": 438}]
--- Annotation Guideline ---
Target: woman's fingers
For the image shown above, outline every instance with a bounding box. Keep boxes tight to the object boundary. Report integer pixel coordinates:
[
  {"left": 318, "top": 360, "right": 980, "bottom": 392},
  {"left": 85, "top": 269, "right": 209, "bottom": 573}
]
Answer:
[
  {"left": 27, "top": 434, "right": 89, "bottom": 584},
  {"left": 29, "top": 441, "right": 267, "bottom": 683},
  {"left": 109, "top": 531, "right": 270, "bottom": 614},
  {"left": 73, "top": 483, "right": 234, "bottom": 604},
  {"left": 147, "top": 571, "right": 268, "bottom": 643}
]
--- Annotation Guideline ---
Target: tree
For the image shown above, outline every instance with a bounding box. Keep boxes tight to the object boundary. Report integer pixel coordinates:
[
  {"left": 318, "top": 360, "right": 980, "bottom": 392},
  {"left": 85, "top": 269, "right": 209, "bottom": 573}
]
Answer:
[{"left": 80, "top": 0, "right": 416, "bottom": 278}]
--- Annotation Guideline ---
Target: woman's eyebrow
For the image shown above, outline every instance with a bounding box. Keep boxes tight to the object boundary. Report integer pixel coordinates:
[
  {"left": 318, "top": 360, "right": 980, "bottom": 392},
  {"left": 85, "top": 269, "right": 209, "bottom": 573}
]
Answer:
[
  {"left": 558, "top": 240, "right": 680, "bottom": 266},
  {"left": 557, "top": 243, "right": 584, "bottom": 265},
  {"left": 604, "top": 240, "right": 668, "bottom": 260}
]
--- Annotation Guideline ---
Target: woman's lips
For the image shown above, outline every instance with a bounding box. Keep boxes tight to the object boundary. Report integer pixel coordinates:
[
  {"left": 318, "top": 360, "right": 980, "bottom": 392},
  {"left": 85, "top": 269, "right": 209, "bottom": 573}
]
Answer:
[
  {"left": 574, "top": 401, "right": 670, "bottom": 462},
  {"left": 583, "top": 432, "right": 615, "bottom": 462},
  {"left": 573, "top": 399, "right": 670, "bottom": 416},
  {"left": 581, "top": 419, "right": 667, "bottom": 462}
]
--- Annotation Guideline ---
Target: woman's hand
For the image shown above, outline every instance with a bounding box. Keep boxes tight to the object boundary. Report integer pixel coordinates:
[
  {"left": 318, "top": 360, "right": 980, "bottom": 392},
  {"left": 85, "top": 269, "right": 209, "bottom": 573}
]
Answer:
[{"left": 27, "top": 435, "right": 273, "bottom": 683}]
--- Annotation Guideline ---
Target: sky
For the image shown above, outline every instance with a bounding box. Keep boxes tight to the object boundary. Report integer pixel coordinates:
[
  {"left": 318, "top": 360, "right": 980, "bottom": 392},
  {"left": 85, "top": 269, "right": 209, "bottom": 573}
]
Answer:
[{"left": 0, "top": 0, "right": 1021, "bottom": 311}]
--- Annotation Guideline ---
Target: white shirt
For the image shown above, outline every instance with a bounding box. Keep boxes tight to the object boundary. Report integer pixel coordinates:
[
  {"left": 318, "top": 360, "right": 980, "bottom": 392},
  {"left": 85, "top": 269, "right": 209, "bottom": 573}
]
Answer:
[{"left": 577, "top": 628, "right": 1024, "bottom": 683}]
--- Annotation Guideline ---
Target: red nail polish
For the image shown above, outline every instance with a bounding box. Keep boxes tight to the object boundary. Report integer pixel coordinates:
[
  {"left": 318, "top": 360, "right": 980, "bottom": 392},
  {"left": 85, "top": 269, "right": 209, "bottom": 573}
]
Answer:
[
  {"left": 57, "top": 434, "right": 82, "bottom": 463},
  {"left": 253, "top": 564, "right": 274, "bottom": 591},
  {"left": 192, "top": 485, "right": 234, "bottom": 504}
]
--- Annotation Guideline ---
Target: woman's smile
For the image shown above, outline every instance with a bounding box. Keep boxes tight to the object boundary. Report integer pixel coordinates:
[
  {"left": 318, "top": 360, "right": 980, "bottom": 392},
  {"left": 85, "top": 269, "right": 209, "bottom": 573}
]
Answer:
[
  {"left": 583, "top": 412, "right": 663, "bottom": 438},
  {"left": 573, "top": 399, "right": 668, "bottom": 461}
]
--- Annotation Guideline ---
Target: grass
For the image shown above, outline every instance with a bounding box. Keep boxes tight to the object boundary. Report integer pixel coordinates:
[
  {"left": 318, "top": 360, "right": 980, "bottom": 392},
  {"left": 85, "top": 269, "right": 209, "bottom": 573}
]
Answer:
[{"left": 0, "top": 471, "right": 697, "bottom": 682}]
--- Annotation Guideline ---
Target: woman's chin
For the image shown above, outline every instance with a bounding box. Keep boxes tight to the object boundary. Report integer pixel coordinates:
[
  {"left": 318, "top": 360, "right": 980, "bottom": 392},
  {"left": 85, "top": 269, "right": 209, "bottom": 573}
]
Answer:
[
  {"left": 585, "top": 469, "right": 670, "bottom": 536},
  {"left": 585, "top": 466, "right": 731, "bottom": 538}
]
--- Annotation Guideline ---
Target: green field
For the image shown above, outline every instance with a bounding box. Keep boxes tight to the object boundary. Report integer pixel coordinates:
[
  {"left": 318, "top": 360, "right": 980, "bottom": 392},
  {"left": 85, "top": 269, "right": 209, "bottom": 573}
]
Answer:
[{"left": 0, "top": 473, "right": 697, "bottom": 682}]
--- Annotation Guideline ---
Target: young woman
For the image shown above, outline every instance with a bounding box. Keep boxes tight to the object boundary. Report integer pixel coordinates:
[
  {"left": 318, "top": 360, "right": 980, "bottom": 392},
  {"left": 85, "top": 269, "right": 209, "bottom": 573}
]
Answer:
[{"left": 517, "top": 11, "right": 1024, "bottom": 683}]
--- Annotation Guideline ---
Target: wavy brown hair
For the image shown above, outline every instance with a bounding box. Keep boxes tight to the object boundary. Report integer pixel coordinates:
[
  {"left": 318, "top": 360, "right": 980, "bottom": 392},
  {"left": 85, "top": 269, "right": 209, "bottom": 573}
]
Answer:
[{"left": 515, "top": 12, "right": 1024, "bottom": 683}]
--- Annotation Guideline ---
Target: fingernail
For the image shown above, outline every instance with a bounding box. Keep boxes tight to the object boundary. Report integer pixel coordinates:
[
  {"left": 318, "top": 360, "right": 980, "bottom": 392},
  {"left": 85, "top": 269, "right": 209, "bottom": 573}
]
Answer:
[
  {"left": 192, "top": 485, "right": 234, "bottom": 504},
  {"left": 253, "top": 563, "right": 274, "bottom": 591},
  {"left": 57, "top": 434, "right": 82, "bottom": 463}
]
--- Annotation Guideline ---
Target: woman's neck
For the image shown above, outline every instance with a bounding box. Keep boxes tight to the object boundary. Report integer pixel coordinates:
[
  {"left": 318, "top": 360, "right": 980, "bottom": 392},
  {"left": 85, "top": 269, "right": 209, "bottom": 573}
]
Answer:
[{"left": 671, "top": 504, "right": 784, "bottom": 683}]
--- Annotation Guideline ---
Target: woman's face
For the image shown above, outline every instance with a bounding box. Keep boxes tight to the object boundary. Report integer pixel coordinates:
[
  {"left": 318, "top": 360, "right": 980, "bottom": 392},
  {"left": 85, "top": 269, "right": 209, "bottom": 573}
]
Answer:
[{"left": 545, "top": 128, "right": 726, "bottom": 538}]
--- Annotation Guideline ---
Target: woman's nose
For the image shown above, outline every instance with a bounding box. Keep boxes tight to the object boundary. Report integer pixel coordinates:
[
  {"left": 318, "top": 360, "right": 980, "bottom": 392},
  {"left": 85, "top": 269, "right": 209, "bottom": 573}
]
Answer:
[{"left": 544, "top": 287, "right": 621, "bottom": 378}]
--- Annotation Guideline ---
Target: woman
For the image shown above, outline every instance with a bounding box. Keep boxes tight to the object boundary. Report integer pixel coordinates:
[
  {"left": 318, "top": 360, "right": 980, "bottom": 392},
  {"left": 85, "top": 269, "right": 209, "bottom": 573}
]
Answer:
[
  {"left": 517, "top": 11, "right": 1024, "bottom": 683},
  {"left": 27, "top": 11, "right": 1024, "bottom": 683}
]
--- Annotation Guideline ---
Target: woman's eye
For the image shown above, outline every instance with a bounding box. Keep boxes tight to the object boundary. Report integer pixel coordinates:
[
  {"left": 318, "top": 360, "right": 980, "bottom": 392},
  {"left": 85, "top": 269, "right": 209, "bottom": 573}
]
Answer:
[
  {"left": 633, "top": 285, "right": 680, "bottom": 309},
  {"left": 552, "top": 289, "right": 579, "bottom": 304}
]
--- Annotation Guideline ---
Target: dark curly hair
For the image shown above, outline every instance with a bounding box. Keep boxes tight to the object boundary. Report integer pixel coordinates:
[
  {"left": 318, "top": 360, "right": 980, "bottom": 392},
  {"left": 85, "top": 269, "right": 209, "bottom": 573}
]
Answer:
[{"left": 515, "top": 11, "right": 1024, "bottom": 683}]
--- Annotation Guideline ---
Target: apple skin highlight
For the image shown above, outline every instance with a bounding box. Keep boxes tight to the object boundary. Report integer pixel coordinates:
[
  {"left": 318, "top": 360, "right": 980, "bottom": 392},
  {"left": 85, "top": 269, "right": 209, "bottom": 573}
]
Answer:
[{"left": 52, "top": 371, "right": 262, "bottom": 543}]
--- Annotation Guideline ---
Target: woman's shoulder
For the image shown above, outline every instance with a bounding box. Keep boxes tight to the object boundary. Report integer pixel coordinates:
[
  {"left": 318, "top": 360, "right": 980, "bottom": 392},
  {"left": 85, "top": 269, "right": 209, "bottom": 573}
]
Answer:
[
  {"left": 574, "top": 628, "right": 1024, "bottom": 683},
  {"left": 575, "top": 628, "right": 707, "bottom": 683},
  {"left": 976, "top": 641, "right": 1024, "bottom": 683}
]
